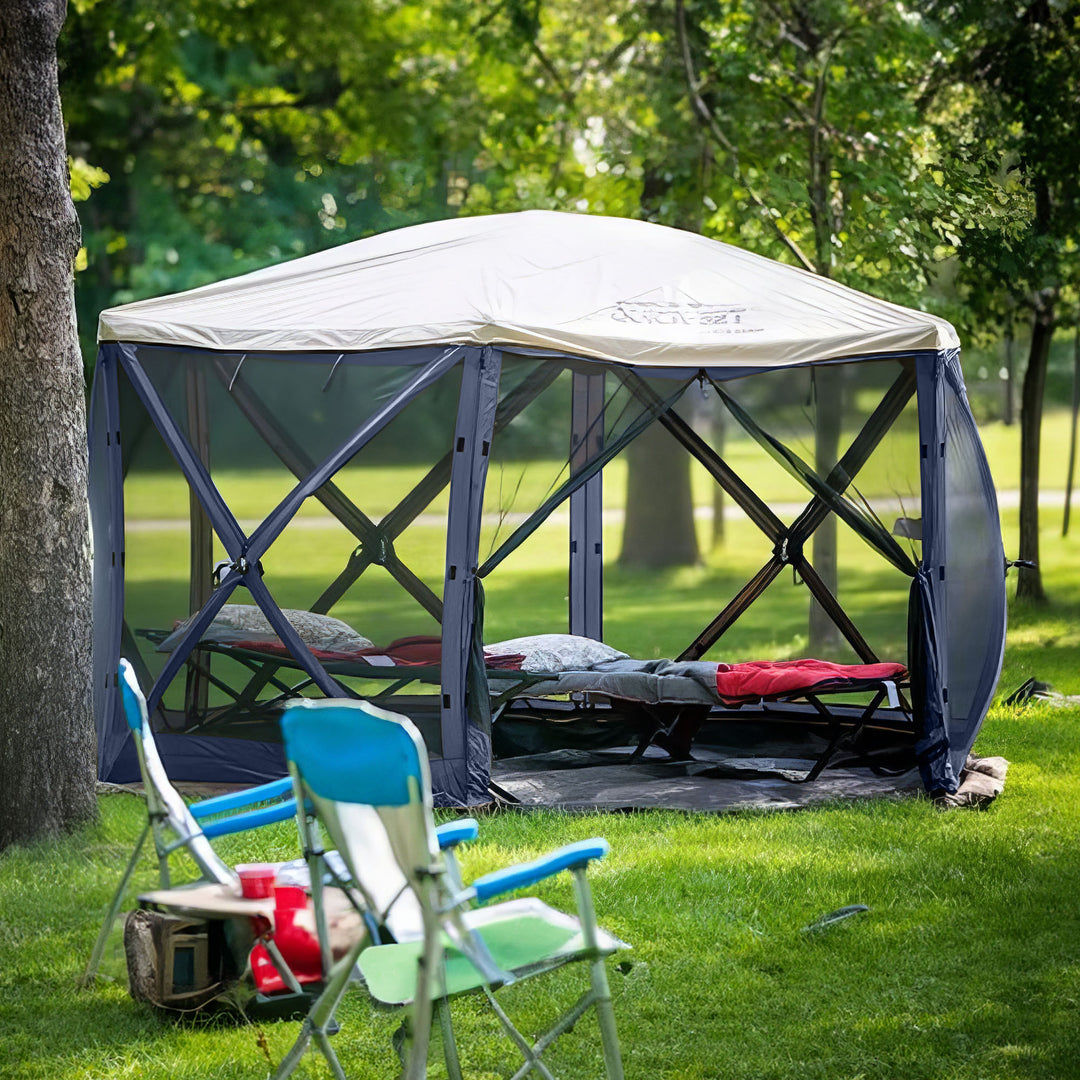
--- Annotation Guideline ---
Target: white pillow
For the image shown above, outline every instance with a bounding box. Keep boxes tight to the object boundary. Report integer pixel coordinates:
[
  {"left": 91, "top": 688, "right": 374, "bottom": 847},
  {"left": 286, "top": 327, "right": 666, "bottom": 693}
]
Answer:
[
  {"left": 484, "top": 634, "right": 629, "bottom": 673},
  {"left": 160, "top": 604, "right": 373, "bottom": 653}
]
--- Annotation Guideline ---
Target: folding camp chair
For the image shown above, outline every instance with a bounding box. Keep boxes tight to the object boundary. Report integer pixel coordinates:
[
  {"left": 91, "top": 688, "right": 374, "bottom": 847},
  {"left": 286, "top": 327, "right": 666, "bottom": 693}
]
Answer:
[
  {"left": 274, "top": 697, "right": 625, "bottom": 1080},
  {"left": 81, "top": 658, "right": 299, "bottom": 986}
]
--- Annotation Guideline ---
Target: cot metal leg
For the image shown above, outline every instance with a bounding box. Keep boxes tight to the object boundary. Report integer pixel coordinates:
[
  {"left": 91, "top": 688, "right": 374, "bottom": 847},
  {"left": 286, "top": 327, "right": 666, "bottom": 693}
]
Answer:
[{"left": 81, "top": 822, "right": 150, "bottom": 987}]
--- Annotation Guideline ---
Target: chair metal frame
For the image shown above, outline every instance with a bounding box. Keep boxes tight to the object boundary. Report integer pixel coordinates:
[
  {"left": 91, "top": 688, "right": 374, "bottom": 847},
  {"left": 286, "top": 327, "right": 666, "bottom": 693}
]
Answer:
[
  {"left": 81, "top": 658, "right": 300, "bottom": 987},
  {"left": 275, "top": 697, "right": 625, "bottom": 1080}
]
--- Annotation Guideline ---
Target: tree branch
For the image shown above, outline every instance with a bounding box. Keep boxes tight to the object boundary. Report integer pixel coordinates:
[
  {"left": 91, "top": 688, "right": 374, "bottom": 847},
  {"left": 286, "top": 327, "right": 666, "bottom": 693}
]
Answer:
[{"left": 674, "top": 0, "right": 816, "bottom": 272}]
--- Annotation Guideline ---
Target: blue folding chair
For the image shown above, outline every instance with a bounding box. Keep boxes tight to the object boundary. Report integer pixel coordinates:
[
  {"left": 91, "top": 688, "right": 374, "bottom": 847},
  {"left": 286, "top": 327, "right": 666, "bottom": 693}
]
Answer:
[
  {"left": 81, "top": 658, "right": 300, "bottom": 986},
  {"left": 275, "top": 698, "right": 626, "bottom": 1080}
]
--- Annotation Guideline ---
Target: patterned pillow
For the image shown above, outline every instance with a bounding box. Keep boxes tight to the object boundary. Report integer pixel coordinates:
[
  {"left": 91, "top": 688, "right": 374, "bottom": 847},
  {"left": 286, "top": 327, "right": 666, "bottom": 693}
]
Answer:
[
  {"left": 211, "top": 605, "right": 373, "bottom": 650},
  {"left": 160, "top": 604, "right": 372, "bottom": 653},
  {"left": 484, "top": 634, "right": 629, "bottom": 673}
]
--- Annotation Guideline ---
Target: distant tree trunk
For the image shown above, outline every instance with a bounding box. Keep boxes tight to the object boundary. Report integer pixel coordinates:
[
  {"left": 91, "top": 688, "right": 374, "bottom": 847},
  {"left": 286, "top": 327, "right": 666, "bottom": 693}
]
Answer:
[
  {"left": 0, "top": 0, "right": 97, "bottom": 849},
  {"left": 809, "top": 366, "right": 844, "bottom": 651},
  {"left": 711, "top": 402, "right": 726, "bottom": 549},
  {"left": 619, "top": 421, "right": 700, "bottom": 568},
  {"left": 804, "top": 52, "right": 846, "bottom": 654},
  {"left": 1063, "top": 320, "right": 1080, "bottom": 537},
  {"left": 1016, "top": 294, "right": 1056, "bottom": 603},
  {"left": 619, "top": 163, "right": 702, "bottom": 570}
]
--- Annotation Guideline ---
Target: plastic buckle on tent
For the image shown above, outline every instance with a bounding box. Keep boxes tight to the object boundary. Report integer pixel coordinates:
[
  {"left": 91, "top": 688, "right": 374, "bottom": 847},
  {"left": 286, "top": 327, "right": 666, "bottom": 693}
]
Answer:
[
  {"left": 212, "top": 556, "right": 263, "bottom": 588},
  {"left": 1005, "top": 558, "right": 1036, "bottom": 574},
  {"left": 360, "top": 533, "right": 393, "bottom": 567}
]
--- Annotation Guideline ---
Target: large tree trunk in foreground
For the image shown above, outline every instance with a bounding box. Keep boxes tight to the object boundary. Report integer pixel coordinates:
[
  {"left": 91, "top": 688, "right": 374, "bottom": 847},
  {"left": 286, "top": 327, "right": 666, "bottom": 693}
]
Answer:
[
  {"left": 1016, "top": 297, "right": 1056, "bottom": 604},
  {"left": 0, "top": 0, "right": 96, "bottom": 849}
]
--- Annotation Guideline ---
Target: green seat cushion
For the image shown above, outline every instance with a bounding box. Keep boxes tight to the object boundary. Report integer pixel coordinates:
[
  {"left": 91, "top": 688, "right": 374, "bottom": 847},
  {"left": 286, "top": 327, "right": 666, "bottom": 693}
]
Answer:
[{"left": 359, "top": 914, "right": 581, "bottom": 1004}]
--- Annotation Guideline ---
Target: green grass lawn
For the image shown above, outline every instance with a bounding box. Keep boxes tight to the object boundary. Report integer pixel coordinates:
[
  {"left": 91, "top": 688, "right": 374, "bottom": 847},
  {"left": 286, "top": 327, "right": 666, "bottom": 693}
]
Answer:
[
  {"left": 3, "top": 403, "right": 1080, "bottom": 1077},
  {"left": 2, "top": 681, "right": 1079, "bottom": 1079}
]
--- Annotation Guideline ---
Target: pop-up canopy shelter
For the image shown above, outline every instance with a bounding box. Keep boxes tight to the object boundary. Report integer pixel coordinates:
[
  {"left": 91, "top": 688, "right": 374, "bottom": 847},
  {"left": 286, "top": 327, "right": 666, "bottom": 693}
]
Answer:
[{"left": 90, "top": 211, "right": 1007, "bottom": 810}]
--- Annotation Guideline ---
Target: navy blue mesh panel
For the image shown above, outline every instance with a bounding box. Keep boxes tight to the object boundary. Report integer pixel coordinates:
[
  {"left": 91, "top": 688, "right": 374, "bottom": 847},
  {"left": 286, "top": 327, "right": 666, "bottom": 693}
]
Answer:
[{"left": 941, "top": 358, "right": 1007, "bottom": 776}]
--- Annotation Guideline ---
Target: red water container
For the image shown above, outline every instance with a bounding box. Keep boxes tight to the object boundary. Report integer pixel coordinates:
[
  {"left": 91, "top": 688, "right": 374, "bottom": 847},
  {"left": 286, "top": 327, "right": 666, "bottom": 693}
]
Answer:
[{"left": 250, "top": 886, "right": 323, "bottom": 994}]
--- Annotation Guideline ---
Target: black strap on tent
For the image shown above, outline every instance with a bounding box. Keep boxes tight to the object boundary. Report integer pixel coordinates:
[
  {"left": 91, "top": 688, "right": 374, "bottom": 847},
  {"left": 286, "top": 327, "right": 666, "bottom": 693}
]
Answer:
[
  {"left": 313, "top": 362, "right": 564, "bottom": 617},
  {"left": 477, "top": 376, "right": 694, "bottom": 578}
]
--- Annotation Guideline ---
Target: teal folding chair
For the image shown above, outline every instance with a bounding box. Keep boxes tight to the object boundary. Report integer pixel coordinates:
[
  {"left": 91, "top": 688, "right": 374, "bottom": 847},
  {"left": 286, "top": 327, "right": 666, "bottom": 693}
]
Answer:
[
  {"left": 275, "top": 698, "right": 626, "bottom": 1080},
  {"left": 81, "top": 658, "right": 300, "bottom": 987}
]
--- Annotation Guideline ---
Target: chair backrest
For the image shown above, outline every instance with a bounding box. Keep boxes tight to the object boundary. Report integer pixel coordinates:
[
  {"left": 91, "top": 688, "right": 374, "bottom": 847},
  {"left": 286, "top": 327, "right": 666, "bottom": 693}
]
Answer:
[
  {"left": 118, "top": 659, "right": 234, "bottom": 885},
  {"left": 279, "top": 698, "right": 436, "bottom": 940}
]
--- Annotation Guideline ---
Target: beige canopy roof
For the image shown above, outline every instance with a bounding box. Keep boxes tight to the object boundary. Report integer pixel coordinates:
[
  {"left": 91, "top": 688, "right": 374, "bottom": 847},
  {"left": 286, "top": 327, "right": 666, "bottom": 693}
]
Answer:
[{"left": 98, "top": 210, "right": 959, "bottom": 367}]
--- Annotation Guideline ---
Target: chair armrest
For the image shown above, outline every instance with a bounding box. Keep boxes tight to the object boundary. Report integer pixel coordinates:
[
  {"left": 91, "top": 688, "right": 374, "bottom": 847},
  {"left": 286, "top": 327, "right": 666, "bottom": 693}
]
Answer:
[
  {"left": 190, "top": 776, "right": 294, "bottom": 819},
  {"left": 199, "top": 798, "right": 297, "bottom": 839},
  {"left": 436, "top": 818, "right": 480, "bottom": 850},
  {"left": 469, "top": 837, "right": 609, "bottom": 904}
]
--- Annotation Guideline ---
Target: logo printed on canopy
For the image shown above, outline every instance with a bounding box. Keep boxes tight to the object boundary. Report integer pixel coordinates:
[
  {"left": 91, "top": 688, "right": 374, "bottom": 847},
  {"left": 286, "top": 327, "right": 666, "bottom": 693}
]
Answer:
[{"left": 587, "top": 288, "right": 764, "bottom": 334}]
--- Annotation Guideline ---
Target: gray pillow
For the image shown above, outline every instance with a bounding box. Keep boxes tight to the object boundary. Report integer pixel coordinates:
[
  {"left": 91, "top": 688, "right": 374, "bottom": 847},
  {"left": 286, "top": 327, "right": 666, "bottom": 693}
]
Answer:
[{"left": 484, "top": 634, "right": 629, "bottom": 672}]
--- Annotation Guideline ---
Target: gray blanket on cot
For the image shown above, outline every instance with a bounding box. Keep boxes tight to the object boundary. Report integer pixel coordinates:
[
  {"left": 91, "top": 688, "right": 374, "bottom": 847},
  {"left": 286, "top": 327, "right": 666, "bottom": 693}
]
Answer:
[{"left": 517, "top": 658, "right": 721, "bottom": 706}]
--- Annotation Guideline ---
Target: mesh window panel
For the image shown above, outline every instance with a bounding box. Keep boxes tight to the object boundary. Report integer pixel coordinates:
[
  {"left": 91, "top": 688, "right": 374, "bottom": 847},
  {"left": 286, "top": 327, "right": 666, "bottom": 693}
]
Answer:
[
  {"left": 478, "top": 357, "right": 694, "bottom": 652},
  {"left": 688, "top": 358, "right": 920, "bottom": 664},
  {"left": 478, "top": 358, "right": 575, "bottom": 642}
]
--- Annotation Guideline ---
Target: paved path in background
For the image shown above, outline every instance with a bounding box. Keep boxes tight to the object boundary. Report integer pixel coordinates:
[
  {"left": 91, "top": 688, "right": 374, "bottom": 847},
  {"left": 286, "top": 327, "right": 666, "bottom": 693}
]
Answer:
[{"left": 122, "top": 488, "right": 1057, "bottom": 533}]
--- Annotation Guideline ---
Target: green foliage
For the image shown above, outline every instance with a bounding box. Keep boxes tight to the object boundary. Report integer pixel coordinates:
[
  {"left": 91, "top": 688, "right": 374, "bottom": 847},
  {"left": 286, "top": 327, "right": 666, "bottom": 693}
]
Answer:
[
  {"left": 924, "top": 0, "right": 1080, "bottom": 337},
  {"left": 685, "top": 0, "right": 957, "bottom": 298},
  {"left": 60, "top": 1, "right": 464, "bottom": 366},
  {"left": 61, "top": 0, "right": 1080, "bottom": 355},
  {"left": 67, "top": 157, "right": 109, "bottom": 203}
]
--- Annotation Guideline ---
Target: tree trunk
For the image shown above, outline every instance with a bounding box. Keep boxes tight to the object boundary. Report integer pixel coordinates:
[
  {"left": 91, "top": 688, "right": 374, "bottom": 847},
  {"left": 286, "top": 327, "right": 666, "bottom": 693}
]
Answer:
[
  {"left": 711, "top": 402, "right": 726, "bottom": 549},
  {"left": 619, "top": 163, "right": 702, "bottom": 570},
  {"left": 619, "top": 421, "right": 700, "bottom": 568},
  {"left": 0, "top": 0, "right": 97, "bottom": 848},
  {"left": 808, "top": 366, "right": 845, "bottom": 652},
  {"left": 1015, "top": 296, "right": 1056, "bottom": 603}
]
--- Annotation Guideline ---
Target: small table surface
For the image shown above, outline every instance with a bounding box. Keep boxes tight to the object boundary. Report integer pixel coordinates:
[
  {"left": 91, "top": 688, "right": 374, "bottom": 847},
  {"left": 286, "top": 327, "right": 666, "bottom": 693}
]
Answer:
[
  {"left": 137, "top": 880, "right": 365, "bottom": 957},
  {"left": 138, "top": 880, "right": 279, "bottom": 921}
]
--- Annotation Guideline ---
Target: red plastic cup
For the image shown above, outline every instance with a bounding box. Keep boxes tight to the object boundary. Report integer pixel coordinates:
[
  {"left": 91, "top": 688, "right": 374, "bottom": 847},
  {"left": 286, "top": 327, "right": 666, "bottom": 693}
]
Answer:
[{"left": 236, "top": 863, "right": 276, "bottom": 899}]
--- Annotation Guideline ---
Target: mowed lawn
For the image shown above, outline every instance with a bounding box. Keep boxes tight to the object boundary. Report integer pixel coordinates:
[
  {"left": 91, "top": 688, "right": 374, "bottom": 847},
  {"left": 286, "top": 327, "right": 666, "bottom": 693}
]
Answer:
[{"left": 2, "top": 412, "right": 1080, "bottom": 1078}]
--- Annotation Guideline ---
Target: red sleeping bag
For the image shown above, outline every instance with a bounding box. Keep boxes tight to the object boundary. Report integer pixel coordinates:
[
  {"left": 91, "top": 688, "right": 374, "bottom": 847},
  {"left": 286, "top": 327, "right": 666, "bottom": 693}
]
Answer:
[
  {"left": 714, "top": 658, "right": 907, "bottom": 705},
  {"left": 227, "top": 634, "right": 526, "bottom": 669}
]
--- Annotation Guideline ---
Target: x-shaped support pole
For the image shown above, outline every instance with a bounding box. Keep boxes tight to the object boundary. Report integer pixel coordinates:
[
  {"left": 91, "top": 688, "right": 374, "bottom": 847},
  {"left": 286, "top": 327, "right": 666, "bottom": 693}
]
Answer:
[
  {"left": 119, "top": 344, "right": 463, "bottom": 716},
  {"left": 310, "top": 362, "right": 564, "bottom": 616},
  {"left": 211, "top": 355, "right": 447, "bottom": 622}
]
